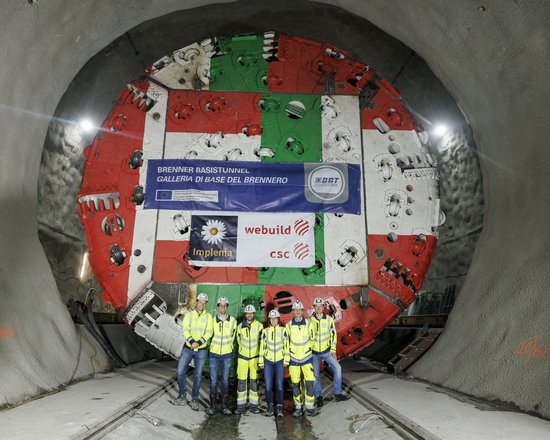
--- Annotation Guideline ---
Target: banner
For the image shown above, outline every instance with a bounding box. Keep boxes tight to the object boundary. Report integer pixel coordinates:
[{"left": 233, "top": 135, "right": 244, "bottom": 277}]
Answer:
[
  {"left": 145, "top": 159, "right": 361, "bottom": 214},
  {"left": 188, "top": 213, "right": 315, "bottom": 267}
]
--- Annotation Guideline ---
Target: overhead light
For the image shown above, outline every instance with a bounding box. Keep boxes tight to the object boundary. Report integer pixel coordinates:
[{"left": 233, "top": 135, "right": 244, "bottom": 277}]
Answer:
[
  {"left": 79, "top": 118, "right": 95, "bottom": 133},
  {"left": 432, "top": 123, "right": 449, "bottom": 137},
  {"left": 79, "top": 251, "right": 88, "bottom": 280}
]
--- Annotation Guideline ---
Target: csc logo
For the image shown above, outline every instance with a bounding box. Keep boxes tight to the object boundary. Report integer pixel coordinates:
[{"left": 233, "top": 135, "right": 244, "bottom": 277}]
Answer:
[{"left": 269, "top": 250, "right": 290, "bottom": 259}]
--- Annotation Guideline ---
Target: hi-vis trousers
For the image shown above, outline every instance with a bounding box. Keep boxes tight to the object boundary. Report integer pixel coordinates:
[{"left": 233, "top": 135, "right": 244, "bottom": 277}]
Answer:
[
  {"left": 236, "top": 357, "right": 259, "bottom": 406},
  {"left": 289, "top": 362, "right": 315, "bottom": 410}
]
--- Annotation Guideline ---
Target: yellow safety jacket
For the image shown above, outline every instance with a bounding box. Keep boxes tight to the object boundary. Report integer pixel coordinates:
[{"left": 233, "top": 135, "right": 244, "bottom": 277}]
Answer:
[
  {"left": 236, "top": 319, "right": 262, "bottom": 360},
  {"left": 286, "top": 317, "right": 314, "bottom": 366},
  {"left": 311, "top": 313, "right": 337, "bottom": 355},
  {"left": 182, "top": 308, "right": 213, "bottom": 350},
  {"left": 259, "top": 325, "right": 290, "bottom": 366},
  {"left": 209, "top": 314, "right": 237, "bottom": 356}
]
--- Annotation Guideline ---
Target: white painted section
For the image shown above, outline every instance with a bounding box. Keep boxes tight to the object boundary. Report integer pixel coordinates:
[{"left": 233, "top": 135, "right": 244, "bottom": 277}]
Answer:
[
  {"left": 321, "top": 95, "right": 362, "bottom": 163},
  {"left": 322, "top": 95, "right": 368, "bottom": 285},
  {"left": 126, "top": 83, "right": 168, "bottom": 304},
  {"left": 324, "top": 211, "right": 369, "bottom": 285},
  {"left": 151, "top": 41, "right": 213, "bottom": 90},
  {"left": 362, "top": 129, "right": 441, "bottom": 237},
  {"left": 164, "top": 132, "right": 262, "bottom": 162}
]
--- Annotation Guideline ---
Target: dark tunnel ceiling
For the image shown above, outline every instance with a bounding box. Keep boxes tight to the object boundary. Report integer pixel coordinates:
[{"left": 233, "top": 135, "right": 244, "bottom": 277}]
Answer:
[{"left": 37, "top": 0, "right": 483, "bottom": 313}]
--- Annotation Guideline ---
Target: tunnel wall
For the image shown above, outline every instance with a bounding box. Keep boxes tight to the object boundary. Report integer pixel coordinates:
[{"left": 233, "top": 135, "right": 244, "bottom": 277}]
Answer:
[
  {"left": 324, "top": 0, "right": 550, "bottom": 416},
  {"left": 0, "top": 0, "right": 548, "bottom": 417}
]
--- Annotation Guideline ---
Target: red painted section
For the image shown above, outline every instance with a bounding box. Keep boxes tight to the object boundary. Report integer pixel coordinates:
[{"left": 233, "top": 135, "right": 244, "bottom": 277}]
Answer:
[
  {"left": 153, "top": 240, "right": 258, "bottom": 284},
  {"left": 367, "top": 234, "right": 438, "bottom": 307},
  {"left": 267, "top": 33, "right": 375, "bottom": 95},
  {"left": 360, "top": 78, "right": 424, "bottom": 132},
  {"left": 166, "top": 90, "right": 262, "bottom": 134},
  {"left": 77, "top": 81, "right": 150, "bottom": 310}
]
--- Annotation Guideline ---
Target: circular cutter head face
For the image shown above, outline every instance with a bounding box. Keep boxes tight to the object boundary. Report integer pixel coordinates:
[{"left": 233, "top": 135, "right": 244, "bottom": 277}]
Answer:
[{"left": 77, "top": 32, "right": 443, "bottom": 358}]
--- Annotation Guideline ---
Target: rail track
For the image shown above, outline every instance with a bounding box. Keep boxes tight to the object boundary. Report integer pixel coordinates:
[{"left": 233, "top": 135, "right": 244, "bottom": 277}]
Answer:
[{"left": 73, "top": 370, "right": 438, "bottom": 440}]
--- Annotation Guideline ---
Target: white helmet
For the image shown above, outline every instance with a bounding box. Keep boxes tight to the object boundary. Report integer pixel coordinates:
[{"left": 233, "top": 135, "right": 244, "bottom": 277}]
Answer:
[
  {"left": 244, "top": 304, "right": 256, "bottom": 313},
  {"left": 197, "top": 292, "right": 209, "bottom": 302},
  {"left": 292, "top": 300, "right": 304, "bottom": 310},
  {"left": 217, "top": 296, "right": 229, "bottom": 306},
  {"left": 268, "top": 309, "right": 280, "bottom": 319},
  {"left": 313, "top": 297, "right": 324, "bottom": 306}
]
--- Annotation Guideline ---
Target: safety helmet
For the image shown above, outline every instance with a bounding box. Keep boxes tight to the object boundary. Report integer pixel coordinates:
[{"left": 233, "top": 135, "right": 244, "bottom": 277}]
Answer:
[
  {"left": 313, "top": 297, "right": 324, "bottom": 306},
  {"left": 268, "top": 309, "right": 280, "bottom": 319},
  {"left": 244, "top": 304, "right": 256, "bottom": 314},
  {"left": 292, "top": 300, "right": 304, "bottom": 310},
  {"left": 197, "top": 292, "right": 209, "bottom": 302},
  {"left": 217, "top": 296, "right": 229, "bottom": 306}
]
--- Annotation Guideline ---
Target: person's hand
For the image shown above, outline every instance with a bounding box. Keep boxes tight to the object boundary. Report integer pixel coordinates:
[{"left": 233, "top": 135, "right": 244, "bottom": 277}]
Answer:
[
  {"left": 283, "top": 362, "right": 289, "bottom": 367},
  {"left": 331, "top": 352, "right": 338, "bottom": 361},
  {"left": 191, "top": 342, "right": 199, "bottom": 349},
  {"left": 259, "top": 364, "right": 264, "bottom": 370}
]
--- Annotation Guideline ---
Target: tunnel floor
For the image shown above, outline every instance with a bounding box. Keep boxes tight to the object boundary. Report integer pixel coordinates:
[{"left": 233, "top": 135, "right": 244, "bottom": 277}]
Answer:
[{"left": 1, "top": 359, "right": 549, "bottom": 440}]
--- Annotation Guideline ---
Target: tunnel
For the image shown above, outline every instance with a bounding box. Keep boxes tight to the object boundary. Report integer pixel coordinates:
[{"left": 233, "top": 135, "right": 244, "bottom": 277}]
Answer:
[{"left": 0, "top": 1, "right": 549, "bottom": 439}]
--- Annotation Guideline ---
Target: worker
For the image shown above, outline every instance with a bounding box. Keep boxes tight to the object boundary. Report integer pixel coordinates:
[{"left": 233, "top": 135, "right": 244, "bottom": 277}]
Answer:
[
  {"left": 207, "top": 296, "right": 237, "bottom": 416},
  {"left": 311, "top": 297, "right": 350, "bottom": 407},
  {"left": 286, "top": 300, "right": 318, "bottom": 418},
  {"left": 173, "top": 292, "right": 213, "bottom": 411},
  {"left": 259, "top": 308, "right": 289, "bottom": 418},
  {"left": 235, "top": 304, "right": 263, "bottom": 415}
]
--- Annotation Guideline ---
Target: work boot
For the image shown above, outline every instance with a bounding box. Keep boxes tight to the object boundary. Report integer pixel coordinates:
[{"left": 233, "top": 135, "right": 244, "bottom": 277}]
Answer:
[
  {"left": 292, "top": 406, "right": 303, "bottom": 418},
  {"left": 276, "top": 404, "right": 283, "bottom": 418},
  {"left": 250, "top": 404, "right": 260, "bottom": 414},
  {"left": 172, "top": 394, "right": 187, "bottom": 406},
  {"left": 235, "top": 405, "right": 246, "bottom": 415},
  {"left": 335, "top": 394, "right": 351, "bottom": 402},
  {"left": 265, "top": 404, "right": 274, "bottom": 417},
  {"left": 222, "top": 395, "right": 232, "bottom": 415},
  {"left": 316, "top": 396, "right": 324, "bottom": 408},
  {"left": 206, "top": 394, "right": 217, "bottom": 416},
  {"left": 190, "top": 399, "right": 199, "bottom": 411},
  {"left": 306, "top": 408, "right": 319, "bottom": 417}
]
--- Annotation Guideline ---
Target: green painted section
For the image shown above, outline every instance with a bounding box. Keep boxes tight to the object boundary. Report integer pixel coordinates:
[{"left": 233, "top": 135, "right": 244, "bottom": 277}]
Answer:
[
  {"left": 260, "top": 93, "right": 323, "bottom": 163},
  {"left": 258, "top": 213, "right": 326, "bottom": 285},
  {"left": 197, "top": 284, "right": 266, "bottom": 322},
  {"left": 209, "top": 34, "right": 268, "bottom": 92}
]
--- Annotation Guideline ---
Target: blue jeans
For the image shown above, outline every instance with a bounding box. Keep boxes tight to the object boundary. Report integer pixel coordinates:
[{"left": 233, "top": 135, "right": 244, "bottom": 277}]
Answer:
[
  {"left": 177, "top": 347, "right": 207, "bottom": 400},
  {"left": 264, "top": 359, "right": 285, "bottom": 405},
  {"left": 312, "top": 352, "right": 342, "bottom": 397},
  {"left": 209, "top": 353, "right": 233, "bottom": 397}
]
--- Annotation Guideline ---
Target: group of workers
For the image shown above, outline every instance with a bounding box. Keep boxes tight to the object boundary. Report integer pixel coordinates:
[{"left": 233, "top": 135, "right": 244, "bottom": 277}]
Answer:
[{"left": 173, "top": 293, "right": 349, "bottom": 417}]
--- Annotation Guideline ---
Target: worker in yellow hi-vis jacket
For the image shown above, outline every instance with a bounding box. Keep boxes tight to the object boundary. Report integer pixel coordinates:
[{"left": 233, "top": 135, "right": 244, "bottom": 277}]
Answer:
[
  {"left": 286, "top": 300, "right": 318, "bottom": 418},
  {"left": 311, "top": 297, "right": 350, "bottom": 408},
  {"left": 173, "top": 292, "right": 213, "bottom": 411},
  {"left": 235, "top": 304, "right": 263, "bottom": 415},
  {"left": 259, "top": 309, "right": 290, "bottom": 418},
  {"left": 207, "top": 296, "right": 237, "bottom": 416}
]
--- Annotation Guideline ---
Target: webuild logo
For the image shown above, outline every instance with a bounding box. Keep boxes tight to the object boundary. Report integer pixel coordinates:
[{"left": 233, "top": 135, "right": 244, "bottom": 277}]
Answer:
[
  {"left": 243, "top": 218, "right": 310, "bottom": 236},
  {"left": 189, "top": 215, "right": 238, "bottom": 262}
]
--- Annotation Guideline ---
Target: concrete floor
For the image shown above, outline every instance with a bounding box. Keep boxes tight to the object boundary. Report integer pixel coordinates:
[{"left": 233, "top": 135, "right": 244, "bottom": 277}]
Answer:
[{"left": 1, "top": 359, "right": 549, "bottom": 440}]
